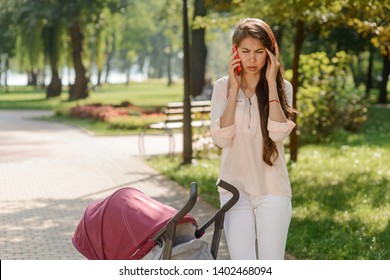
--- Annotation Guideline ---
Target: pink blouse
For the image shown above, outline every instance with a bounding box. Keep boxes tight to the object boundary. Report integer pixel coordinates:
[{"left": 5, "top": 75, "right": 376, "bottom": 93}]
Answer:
[{"left": 210, "top": 76, "right": 296, "bottom": 197}]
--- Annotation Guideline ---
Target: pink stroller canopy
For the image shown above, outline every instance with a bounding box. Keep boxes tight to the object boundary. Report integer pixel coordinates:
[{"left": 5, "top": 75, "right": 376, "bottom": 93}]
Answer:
[{"left": 72, "top": 187, "right": 196, "bottom": 260}]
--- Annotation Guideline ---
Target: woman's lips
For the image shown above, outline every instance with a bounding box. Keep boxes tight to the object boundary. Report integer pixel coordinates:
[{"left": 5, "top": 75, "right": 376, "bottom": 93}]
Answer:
[{"left": 246, "top": 66, "right": 257, "bottom": 71}]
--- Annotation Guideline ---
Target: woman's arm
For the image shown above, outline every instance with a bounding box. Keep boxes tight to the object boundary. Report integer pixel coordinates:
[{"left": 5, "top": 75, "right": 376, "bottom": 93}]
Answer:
[
  {"left": 220, "top": 81, "right": 239, "bottom": 127},
  {"left": 268, "top": 81, "right": 288, "bottom": 123},
  {"left": 220, "top": 49, "right": 242, "bottom": 127},
  {"left": 209, "top": 78, "right": 236, "bottom": 148},
  {"left": 267, "top": 81, "right": 295, "bottom": 142},
  {"left": 265, "top": 45, "right": 295, "bottom": 142},
  {"left": 266, "top": 45, "right": 288, "bottom": 123}
]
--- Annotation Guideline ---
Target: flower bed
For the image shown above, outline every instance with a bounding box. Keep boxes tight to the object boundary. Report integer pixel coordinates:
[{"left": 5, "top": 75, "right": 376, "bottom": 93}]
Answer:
[{"left": 70, "top": 102, "right": 160, "bottom": 122}]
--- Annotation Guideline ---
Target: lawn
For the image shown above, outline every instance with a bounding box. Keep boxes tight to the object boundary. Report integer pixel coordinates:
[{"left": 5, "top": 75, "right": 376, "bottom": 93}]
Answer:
[
  {"left": 0, "top": 81, "right": 183, "bottom": 135},
  {"left": 287, "top": 114, "right": 390, "bottom": 259},
  {"left": 0, "top": 80, "right": 183, "bottom": 109}
]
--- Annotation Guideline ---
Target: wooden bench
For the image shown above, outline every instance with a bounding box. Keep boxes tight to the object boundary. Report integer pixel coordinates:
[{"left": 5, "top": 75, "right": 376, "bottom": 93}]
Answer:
[{"left": 138, "top": 100, "right": 211, "bottom": 155}]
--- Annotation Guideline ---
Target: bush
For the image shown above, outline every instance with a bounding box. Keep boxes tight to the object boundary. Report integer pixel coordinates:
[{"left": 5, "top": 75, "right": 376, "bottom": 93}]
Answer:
[{"left": 297, "top": 51, "right": 368, "bottom": 143}]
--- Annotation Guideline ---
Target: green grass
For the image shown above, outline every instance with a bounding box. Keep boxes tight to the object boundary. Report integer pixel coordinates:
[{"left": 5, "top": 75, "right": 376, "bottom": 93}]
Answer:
[
  {"left": 147, "top": 107, "right": 390, "bottom": 260},
  {"left": 0, "top": 86, "right": 67, "bottom": 109},
  {"left": 147, "top": 156, "right": 222, "bottom": 207},
  {"left": 0, "top": 81, "right": 182, "bottom": 134},
  {"left": 0, "top": 80, "right": 183, "bottom": 110},
  {"left": 90, "top": 81, "right": 183, "bottom": 107}
]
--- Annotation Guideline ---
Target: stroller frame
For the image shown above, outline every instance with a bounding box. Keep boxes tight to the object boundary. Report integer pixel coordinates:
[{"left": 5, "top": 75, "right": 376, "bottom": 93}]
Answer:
[{"left": 152, "top": 179, "right": 239, "bottom": 259}]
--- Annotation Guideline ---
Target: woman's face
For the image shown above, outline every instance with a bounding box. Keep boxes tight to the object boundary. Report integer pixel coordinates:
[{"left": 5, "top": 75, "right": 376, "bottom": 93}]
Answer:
[{"left": 237, "top": 36, "right": 267, "bottom": 75}]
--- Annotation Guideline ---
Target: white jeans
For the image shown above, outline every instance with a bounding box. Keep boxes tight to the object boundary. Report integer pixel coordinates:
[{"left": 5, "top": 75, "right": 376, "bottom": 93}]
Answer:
[{"left": 220, "top": 190, "right": 292, "bottom": 260}]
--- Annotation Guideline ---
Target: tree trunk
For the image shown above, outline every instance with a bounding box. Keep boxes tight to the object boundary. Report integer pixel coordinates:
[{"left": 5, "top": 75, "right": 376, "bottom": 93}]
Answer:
[
  {"left": 69, "top": 19, "right": 89, "bottom": 101},
  {"left": 190, "top": 0, "right": 207, "bottom": 97},
  {"left": 27, "top": 71, "right": 38, "bottom": 87},
  {"left": 124, "top": 59, "right": 131, "bottom": 85},
  {"left": 40, "top": 67, "right": 46, "bottom": 89},
  {"left": 46, "top": 69, "right": 62, "bottom": 98},
  {"left": 167, "top": 49, "right": 173, "bottom": 86},
  {"left": 273, "top": 25, "right": 284, "bottom": 50},
  {"left": 365, "top": 44, "right": 375, "bottom": 97},
  {"left": 0, "top": 56, "right": 2, "bottom": 87},
  {"left": 46, "top": 26, "right": 62, "bottom": 99},
  {"left": 378, "top": 50, "right": 389, "bottom": 104},
  {"left": 4, "top": 56, "right": 9, "bottom": 93},
  {"left": 104, "top": 38, "right": 115, "bottom": 84},
  {"left": 350, "top": 56, "right": 358, "bottom": 87},
  {"left": 182, "top": 0, "right": 193, "bottom": 165},
  {"left": 97, "top": 70, "right": 102, "bottom": 87},
  {"left": 126, "top": 65, "right": 131, "bottom": 85},
  {"left": 290, "top": 19, "right": 305, "bottom": 162}
]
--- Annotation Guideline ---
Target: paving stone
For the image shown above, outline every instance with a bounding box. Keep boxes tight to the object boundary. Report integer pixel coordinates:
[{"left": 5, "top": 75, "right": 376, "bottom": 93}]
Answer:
[{"left": 0, "top": 110, "right": 229, "bottom": 260}]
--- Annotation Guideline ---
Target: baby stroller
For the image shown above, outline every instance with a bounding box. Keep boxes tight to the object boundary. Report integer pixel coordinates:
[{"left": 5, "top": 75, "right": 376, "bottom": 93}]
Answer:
[{"left": 72, "top": 179, "right": 239, "bottom": 260}]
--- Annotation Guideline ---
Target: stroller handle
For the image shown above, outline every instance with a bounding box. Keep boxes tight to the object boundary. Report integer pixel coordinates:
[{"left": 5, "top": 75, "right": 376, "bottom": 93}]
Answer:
[
  {"left": 195, "top": 179, "right": 239, "bottom": 238},
  {"left": 152, "top": 181, "right": 198, "bottom": 242},
  {"left": 170, "top": 181, "right": 198, "bottom": 223},
  {"left": 216, "top": 179, "right": 240, "bottom": 212}
]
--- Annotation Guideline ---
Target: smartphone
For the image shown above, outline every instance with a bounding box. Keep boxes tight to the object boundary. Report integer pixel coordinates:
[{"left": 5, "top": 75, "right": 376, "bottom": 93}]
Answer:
[{"left": 232, "top": 45, "right": 242, "bottom": 76}]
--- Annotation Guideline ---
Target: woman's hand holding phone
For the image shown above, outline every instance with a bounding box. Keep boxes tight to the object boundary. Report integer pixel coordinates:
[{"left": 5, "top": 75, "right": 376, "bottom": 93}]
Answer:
[
  {"left": 232, "top": 45, "right": 242, "bottom": 76},
  {"left": 228, "top": 45, "right": 242, "bottom": 98}
]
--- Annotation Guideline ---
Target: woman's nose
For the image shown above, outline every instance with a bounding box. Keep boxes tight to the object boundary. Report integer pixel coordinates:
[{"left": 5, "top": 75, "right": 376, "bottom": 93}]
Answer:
[{"left": 249, "top": 52, "right": 256, "bottom": 62}]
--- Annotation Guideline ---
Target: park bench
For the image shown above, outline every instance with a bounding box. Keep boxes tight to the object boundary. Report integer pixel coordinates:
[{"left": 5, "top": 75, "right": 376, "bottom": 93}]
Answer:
[{"left": 138, "top": 100, "right": 211, "bottom": 155}]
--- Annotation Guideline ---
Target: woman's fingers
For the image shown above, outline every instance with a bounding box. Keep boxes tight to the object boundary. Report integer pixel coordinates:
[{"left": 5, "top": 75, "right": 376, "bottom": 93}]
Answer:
[
  {"left": 266, "top": 48, "right": 275, "bottom": 61},
  {"left": 275, "top": 43, "right": 280, "bottom": 58},
  {"left": 266, "top": 48, "right": 279, "bottom": 68}
]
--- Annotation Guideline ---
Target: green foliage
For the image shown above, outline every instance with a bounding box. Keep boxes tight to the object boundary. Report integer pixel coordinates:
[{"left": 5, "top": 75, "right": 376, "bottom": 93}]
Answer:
[
  {"left": 342, "top": 0, "right": 390, "bottom": 57},
  {"left": 0, "top": 0, "right": 17, "bottom": 57},
  {"left": 297, "top": 51, "right": 368, "bottom": 143}
]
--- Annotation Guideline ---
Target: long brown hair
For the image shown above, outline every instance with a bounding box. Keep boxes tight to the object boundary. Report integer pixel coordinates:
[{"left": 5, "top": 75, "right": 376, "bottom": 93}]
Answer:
[{"left": 232, "top": 18, "right": 295, "bottom": 166}]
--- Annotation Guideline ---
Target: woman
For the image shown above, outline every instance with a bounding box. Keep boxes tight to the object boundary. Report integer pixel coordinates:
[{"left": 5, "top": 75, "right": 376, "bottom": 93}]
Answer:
[{"left": 210, "top": 18, "right": 296, "bottom": 260}]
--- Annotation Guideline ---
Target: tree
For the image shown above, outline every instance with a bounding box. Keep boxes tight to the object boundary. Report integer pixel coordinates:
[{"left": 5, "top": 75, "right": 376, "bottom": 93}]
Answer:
[
  {"left": 92, "top": 9, "right": 110, "bottom": 87},
  {"left": 39, "top": 0, "right": 66, "bottom": 98},
  {"left": 155, "top": 0, "right": 182, "bottom": 85},
  {"left": 42, "top": 23, "right": 63, "bottom": 98},
  {"left": 116, "top": 0, "right": 167, "bottom": 84},
  {"left": 58, "top": 0, "right": 123, "bottom": 100},
  {"left": 10, "top": 0, "right": 67, "bottom": 97},
  {"left": 183, "top": 0, "right": 192, "bottom": 164},
  {"left": 12, "top": 0, "right": 45, "bottom": 88},
  {"left": 0, "top": 0, "right": 17, "bottom": 92},
  {"left": 342, "top": 0, "right": 389, "bottom": 104},
  {"left": 191, "top": 0, "right": 207, "bottom": 97}
]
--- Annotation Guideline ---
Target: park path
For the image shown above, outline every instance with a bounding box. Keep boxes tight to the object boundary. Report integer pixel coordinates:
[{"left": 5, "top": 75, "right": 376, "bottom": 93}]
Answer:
[{"left": 0, "top": 110, "right": 230, "bottom": 259}]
